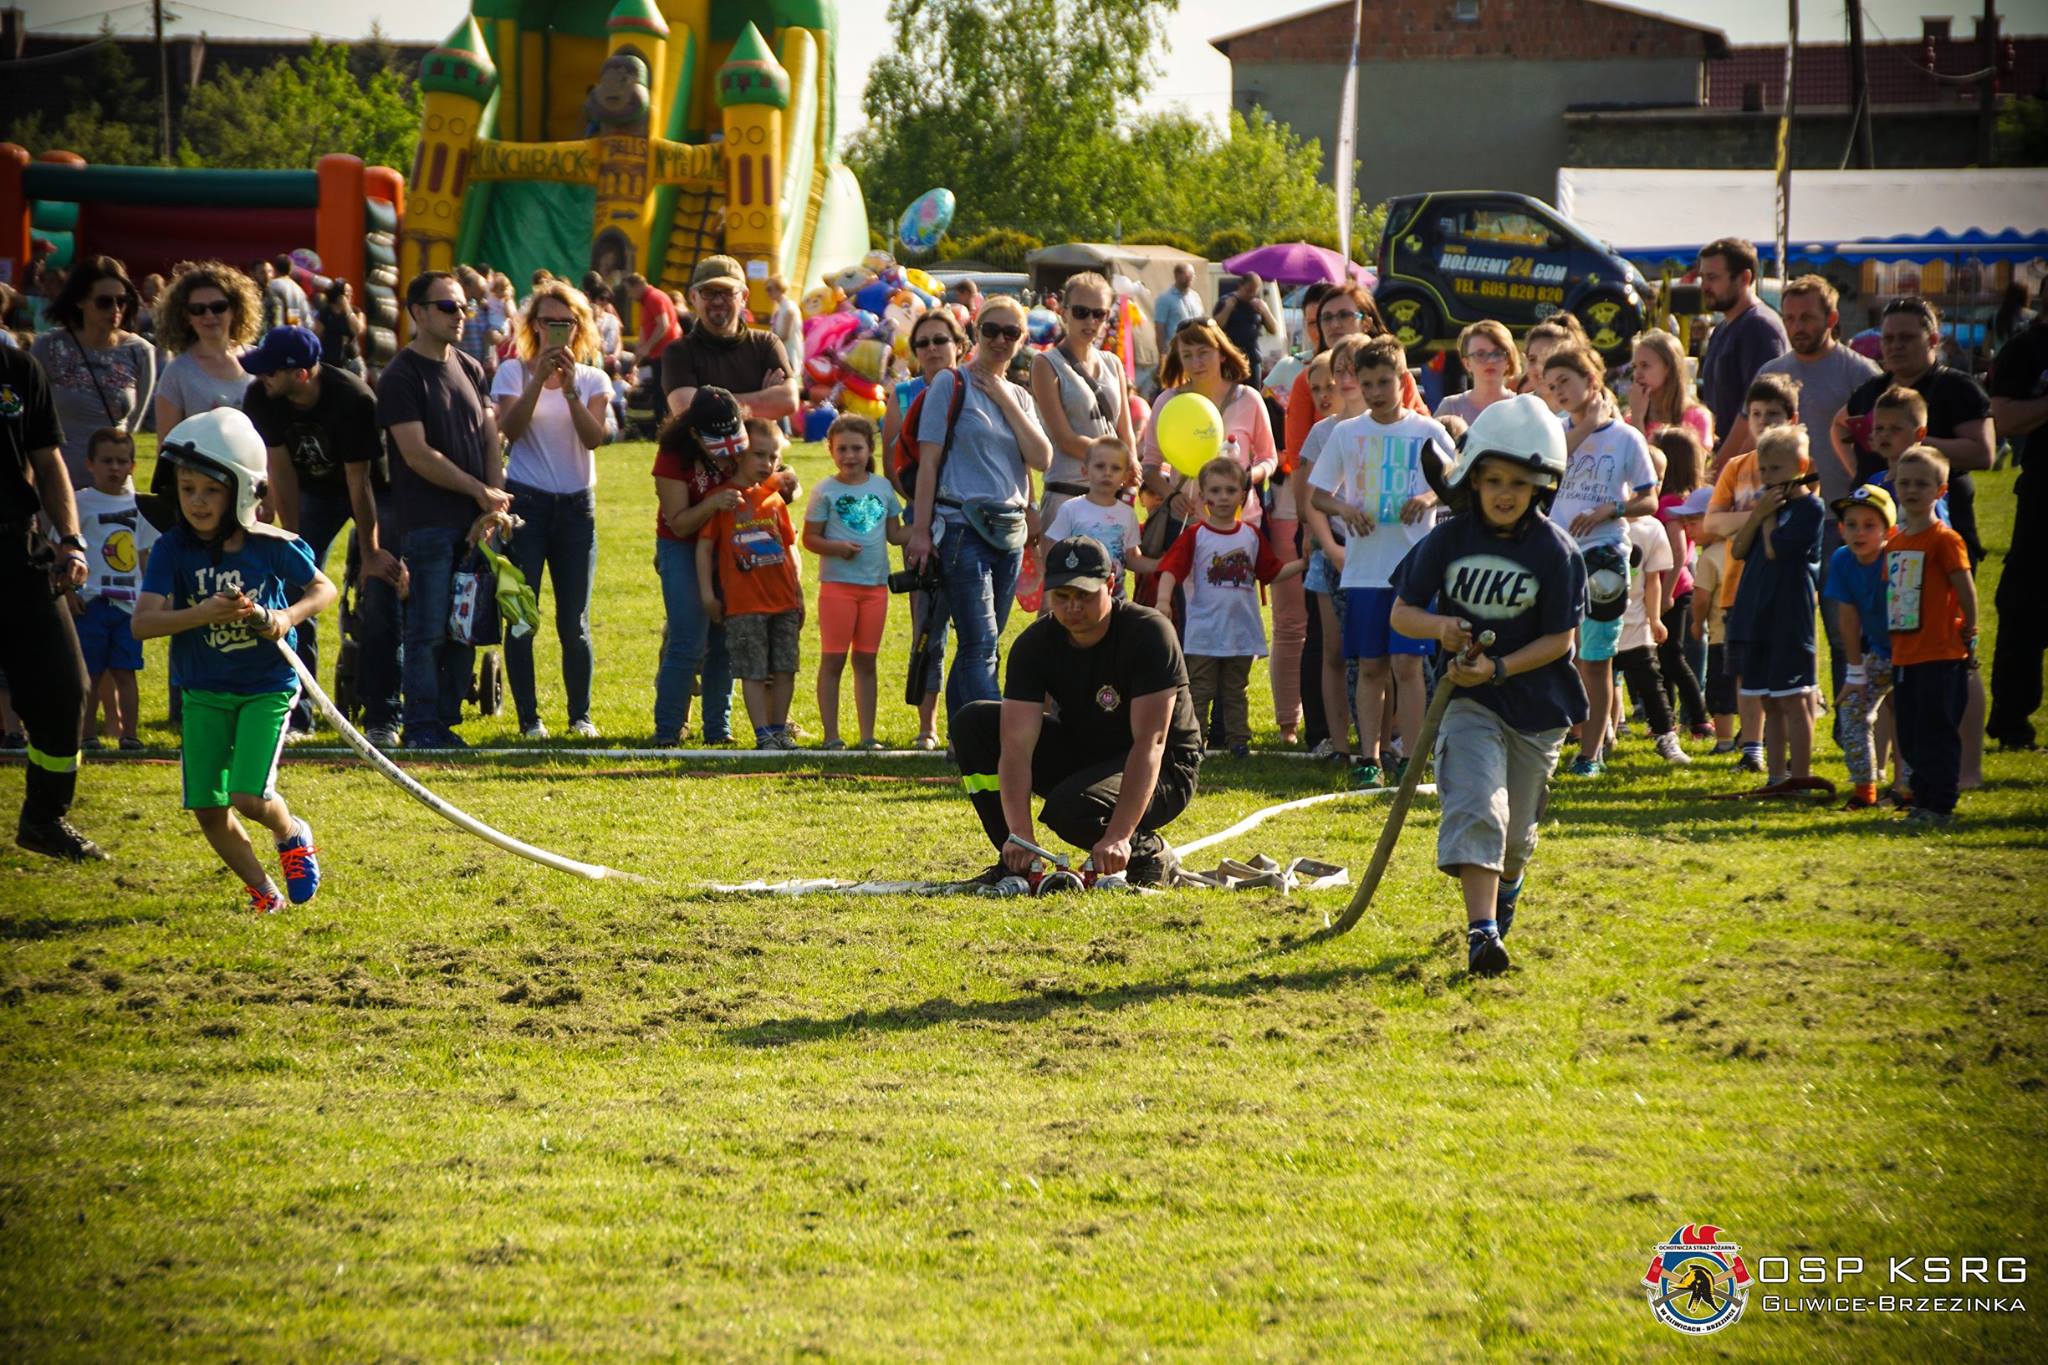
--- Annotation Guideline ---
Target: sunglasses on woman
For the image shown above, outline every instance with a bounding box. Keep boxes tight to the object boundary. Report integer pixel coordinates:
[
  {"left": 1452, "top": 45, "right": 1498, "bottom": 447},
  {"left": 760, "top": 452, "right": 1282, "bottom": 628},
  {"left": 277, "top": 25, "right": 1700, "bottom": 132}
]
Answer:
[
  {"left": 1068, "top": 304, "right": 1110, "bottom": 322},
  {"left": 186, "top": 299, "right": 234, "bottom": 317},
  {"left": 912, "top": 333, "right": 955, "bottom": 350},
  {"left": 90, "top": 293, "right": 128, "bottom": 310},
  {"left": 979, "top": 322, "right": 1022, "bottom": 343}
]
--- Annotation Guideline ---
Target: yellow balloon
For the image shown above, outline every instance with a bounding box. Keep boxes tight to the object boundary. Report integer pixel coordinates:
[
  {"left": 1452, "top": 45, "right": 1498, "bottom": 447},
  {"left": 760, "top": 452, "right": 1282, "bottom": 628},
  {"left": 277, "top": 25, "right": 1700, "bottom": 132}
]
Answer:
[
  {"left": 1156, "top": 391, "right": 1224, "bottom": 478},
  {"left": 842, "top": 391, "right": 886, "bottom": 420}
]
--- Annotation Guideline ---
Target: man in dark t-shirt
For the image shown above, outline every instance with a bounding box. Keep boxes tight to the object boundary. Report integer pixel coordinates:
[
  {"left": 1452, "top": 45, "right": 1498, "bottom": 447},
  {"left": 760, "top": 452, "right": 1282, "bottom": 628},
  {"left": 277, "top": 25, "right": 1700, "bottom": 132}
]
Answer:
[
  {"left": 243, "top": 327, "right": 398, "bottom": 739},
  {"left": 376, "top": 270, "right": 508, "bottom": 748},
  {"left": 660, "top": 254, "right": 797, "bottom": 421},
  {"left": 951, "top": 536, "right": 1201, "bottom": 887},
  {"left": 1988, "top": 316, "right": 2048, "bottom": 746},
  {"left": 1696, "top": 237, "right": 1789, "bottom": 458}
]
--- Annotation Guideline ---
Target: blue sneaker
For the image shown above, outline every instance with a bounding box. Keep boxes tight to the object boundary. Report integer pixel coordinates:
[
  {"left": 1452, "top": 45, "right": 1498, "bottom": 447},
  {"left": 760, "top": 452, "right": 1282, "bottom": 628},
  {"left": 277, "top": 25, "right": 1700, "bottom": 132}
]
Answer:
[
  {"left": 1467, "top": 924, "right": 1510, "bottom": 977},
  {"left": 276, "top": 818, "right": 322, "bottom": 904},
  {"left": 1568, "top": 756, "right": 1605, "bottom": 777},
  {"left": 1497, "top": 875, "right": 1525, "bottom": 939}
]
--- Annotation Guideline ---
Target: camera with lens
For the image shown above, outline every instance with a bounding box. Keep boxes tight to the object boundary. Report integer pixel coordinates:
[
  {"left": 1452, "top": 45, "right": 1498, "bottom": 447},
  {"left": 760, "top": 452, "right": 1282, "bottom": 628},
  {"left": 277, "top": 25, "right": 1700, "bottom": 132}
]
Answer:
[{"left": 888, "top": 561, "right": 941, "bottom": 594}]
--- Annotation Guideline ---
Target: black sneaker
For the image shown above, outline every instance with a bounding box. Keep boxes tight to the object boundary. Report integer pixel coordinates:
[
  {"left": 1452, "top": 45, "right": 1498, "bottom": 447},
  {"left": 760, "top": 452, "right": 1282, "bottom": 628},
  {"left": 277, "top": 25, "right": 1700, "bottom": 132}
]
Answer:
[
  {"left": 1467, "top": 925, "right": 1509, "bottom": 977},
  {"left": 1125, "top": 837, "right": 1180, "bottom": 888},
  {"left": 967, "top": 862, "right": 1010, "bottom": 887},
  {"left": 18, "top": 817, "right": 110, "bottom": 862}
]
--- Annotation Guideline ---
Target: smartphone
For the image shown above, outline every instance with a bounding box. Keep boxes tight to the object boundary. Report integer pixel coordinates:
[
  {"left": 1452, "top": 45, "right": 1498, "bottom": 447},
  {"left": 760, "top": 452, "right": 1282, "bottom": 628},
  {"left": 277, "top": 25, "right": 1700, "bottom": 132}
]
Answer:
[{"left": 544, "top": 319, "right": 573, "bottom": 348}]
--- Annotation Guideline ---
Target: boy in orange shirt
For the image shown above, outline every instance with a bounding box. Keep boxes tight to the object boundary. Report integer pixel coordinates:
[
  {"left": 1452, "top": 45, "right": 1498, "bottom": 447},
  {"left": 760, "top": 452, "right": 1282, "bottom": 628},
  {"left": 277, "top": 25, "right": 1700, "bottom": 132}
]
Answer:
[
  {"left": 698, "top": 419, "right": 804, "bottom": 749},
  {"left": 1885, "top": 447, "right": 1977, "bottom": 825}
]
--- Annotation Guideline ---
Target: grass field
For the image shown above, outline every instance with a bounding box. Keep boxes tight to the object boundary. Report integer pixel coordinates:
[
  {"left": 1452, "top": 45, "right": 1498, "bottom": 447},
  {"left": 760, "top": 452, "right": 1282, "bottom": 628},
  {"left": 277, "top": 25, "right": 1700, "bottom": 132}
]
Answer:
[{"left": 1, "top": 438, "right": 2044, "bottom": 1358}]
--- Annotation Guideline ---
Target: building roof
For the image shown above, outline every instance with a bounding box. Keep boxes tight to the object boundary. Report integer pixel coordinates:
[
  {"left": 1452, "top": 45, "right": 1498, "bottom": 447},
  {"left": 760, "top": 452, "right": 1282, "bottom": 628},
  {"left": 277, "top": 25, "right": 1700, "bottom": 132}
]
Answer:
[
  {"left": 1708, "top": 34, "right": 2048, "bottom": 109},
  {"left": 1211, "top": 0, "right": 1726, "bottom": 63}
]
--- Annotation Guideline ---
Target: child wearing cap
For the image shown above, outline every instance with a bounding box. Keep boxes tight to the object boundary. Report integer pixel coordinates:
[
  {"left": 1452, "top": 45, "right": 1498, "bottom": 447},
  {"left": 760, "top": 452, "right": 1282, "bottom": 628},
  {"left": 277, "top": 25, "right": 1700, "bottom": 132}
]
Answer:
[
  {"left": 1884, "top": 447, "right": 1977, "bottom": 825},
  {"left": 1726, "top": 426, "right": 1827, "bottom": 796},
  {"left": 1155, "top": 457, "right": 1304, "bottom": 758},
  {"left": 1823, "top": 483, "right": 1899, "bottom": 809},
  {"left": 651, "top": 388, "right": 748, "bottom": 745},
  {"left": 698, "top": 418, "right": 803, "bottom": 749}
]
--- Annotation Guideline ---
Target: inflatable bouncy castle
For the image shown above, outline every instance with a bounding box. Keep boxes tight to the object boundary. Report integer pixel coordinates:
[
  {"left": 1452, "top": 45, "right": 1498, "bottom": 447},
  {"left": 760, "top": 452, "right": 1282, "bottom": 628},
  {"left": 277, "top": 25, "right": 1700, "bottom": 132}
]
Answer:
[{"left": 403, "top": 0, "right": 869, "bottom": 327}]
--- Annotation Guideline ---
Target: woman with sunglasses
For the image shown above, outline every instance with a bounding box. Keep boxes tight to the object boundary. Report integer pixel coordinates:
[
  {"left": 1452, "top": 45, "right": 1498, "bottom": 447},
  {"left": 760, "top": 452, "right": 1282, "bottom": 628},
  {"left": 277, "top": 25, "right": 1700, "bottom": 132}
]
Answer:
[
  {"left": 30, "top": 256, "right": 155, "bottom": 486},
  {"left": 153, "top": 261, "right": 263, "bottom": 437},
  {"left": 906, "top": 294, "right": 1053, "bottom": 714},
  {"left": 884, "top": 308, "right": 968, "bottom": 748},
  {"left": 1031, "top": 271, "right": 1136, "bottom": 525}
]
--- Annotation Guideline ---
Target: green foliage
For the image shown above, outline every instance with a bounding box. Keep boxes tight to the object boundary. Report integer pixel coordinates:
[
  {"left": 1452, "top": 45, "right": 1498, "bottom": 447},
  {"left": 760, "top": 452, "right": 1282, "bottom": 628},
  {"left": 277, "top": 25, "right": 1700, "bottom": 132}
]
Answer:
[
  {"left": 849, "top": 5, "right": 1374, "bottom": 255},
  {"left": 1122, "top": 228, "right": 1199, "bottom": 255},
  {"left": 7, "top": 20, "right": 158, "bottom": 164},
  {"left": 952, "top": 229, "right": 1042, "bottom": 272},
  {"left": 1200, "top": 228, "right": 1256, "bottom": 263},
  {"left": 1996, "top": 97, "right": 2048, "bottom": 165},
  {"left": 176, "top": 40, "right": 420, "bottom": 171}
]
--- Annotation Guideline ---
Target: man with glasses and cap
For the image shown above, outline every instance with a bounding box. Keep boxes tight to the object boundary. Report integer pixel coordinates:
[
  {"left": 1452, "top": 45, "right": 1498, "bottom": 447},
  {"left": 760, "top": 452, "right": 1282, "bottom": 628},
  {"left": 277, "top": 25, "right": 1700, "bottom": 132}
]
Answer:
[
  {"left": 661, "top": 255, "right": 797, "bottom": 422},
  {"left": 950, "top": 535, "right": 1202, "bottom": 888},
  {"left": 377, "top": 271, "right": 509, "bottom": 749}
]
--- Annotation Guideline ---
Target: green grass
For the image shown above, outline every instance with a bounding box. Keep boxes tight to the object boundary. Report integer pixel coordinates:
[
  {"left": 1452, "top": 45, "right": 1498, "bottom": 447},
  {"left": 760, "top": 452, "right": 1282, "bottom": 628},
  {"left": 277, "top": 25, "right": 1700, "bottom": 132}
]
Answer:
[{"left": 1, "top": 443, "right": 2044, "bottom": 1358}]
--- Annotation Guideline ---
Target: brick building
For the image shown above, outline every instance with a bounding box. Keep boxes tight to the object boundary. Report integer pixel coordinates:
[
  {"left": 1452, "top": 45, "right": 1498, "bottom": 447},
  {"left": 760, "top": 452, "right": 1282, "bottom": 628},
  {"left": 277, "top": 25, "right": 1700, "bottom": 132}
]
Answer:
[{"left": 1211, "top": 0, "right": 1728, "bottom": 205}]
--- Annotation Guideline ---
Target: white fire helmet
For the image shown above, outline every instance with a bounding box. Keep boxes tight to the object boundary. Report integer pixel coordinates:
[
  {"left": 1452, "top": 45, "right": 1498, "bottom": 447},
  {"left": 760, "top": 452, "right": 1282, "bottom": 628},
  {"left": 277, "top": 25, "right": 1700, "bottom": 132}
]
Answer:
[
  {"left": 1441, "top": 393, "right": 1568, "bottom": 513},
  {"left": 159, "top": 408, "right": 271, "bottom": 532}
]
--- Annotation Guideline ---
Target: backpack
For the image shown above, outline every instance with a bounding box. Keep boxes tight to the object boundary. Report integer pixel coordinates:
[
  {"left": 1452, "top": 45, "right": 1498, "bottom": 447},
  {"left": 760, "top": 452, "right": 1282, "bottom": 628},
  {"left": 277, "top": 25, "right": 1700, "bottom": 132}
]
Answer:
[{"left": 890, "top": 367, "right": 966, "bottom": 501}]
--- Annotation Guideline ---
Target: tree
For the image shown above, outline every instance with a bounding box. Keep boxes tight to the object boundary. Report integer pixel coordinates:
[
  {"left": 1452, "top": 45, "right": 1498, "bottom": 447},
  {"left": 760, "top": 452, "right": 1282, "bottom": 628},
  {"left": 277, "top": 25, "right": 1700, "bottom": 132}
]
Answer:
[
  {"left": 953, "top": 229, "right": 1042, "bottom": 272},
  {"left": 847, "top": 0, "right": 1177, "bottom": 241},
  {"left": 177, "top": 40, "right": 420, "bottom": 171},
  {"left": 7, "top": 20, "right": 157, "bottom": 164},
  {"left": 1997, "top": 97, "right": 2048, "bottom": 165}
]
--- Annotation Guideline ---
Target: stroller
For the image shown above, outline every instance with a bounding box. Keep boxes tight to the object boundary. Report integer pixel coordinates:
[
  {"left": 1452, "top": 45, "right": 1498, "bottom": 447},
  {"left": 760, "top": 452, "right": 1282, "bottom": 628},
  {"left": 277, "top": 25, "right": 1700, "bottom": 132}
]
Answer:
[{"left": 328, "top": 530, "right": 504, "bottom": 726}]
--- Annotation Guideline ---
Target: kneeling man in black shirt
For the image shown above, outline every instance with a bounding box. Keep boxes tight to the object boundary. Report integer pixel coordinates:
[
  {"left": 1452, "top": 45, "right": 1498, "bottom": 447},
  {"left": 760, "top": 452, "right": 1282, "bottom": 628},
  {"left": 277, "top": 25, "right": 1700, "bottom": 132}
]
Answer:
[{"left": 953, "top": 536, "right": 1203, "bottom": 886}]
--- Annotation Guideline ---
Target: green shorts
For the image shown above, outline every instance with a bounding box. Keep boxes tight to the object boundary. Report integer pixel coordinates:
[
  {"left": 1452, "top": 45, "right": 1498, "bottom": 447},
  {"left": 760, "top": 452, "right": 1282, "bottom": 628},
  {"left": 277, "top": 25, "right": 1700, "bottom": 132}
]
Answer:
[{"left": 181, "top": 687, "right": 297, "bottom": 810}]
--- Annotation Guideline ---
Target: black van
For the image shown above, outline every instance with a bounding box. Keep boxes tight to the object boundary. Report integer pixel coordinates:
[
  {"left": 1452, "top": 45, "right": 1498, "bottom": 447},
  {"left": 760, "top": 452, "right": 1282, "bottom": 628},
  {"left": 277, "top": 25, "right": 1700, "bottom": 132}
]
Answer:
[{"left": 1374, "top": 191, "right": 1653, "bottom": 359}]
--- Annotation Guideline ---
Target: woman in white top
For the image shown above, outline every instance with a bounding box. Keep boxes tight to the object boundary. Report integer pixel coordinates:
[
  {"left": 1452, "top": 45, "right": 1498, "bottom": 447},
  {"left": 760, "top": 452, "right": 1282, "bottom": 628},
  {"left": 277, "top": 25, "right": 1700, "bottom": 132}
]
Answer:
[
  {"left": 1030, "top": 270, "right": 1135, "bottom": 525},
  {"left": 153, "top": 261, "right": 262, "bottom": 430},
  {"left": 490, "top": 280, "right": 613, "bottom": 740}
]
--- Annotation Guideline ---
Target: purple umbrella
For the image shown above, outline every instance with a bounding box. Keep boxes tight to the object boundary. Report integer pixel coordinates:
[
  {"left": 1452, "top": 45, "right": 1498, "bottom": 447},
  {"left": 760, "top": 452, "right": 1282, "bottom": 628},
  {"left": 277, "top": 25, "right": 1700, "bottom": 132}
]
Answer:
[{"left": 1223, "top": 241, "right": 1375, "bottom": 288}]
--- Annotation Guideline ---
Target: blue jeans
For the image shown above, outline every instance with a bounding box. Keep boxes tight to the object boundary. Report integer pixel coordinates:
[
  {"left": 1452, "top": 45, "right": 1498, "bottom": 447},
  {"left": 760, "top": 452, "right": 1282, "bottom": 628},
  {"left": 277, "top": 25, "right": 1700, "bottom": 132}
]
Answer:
[
  {"left": 289, "top": 485, "right": 355, "bottom": 731},
  {"left": 652, "top": 538, "right": 733, "bottom": 742},
  {"left": 937, "top": 519, "right": 1020, "bottom": 718},
  {"left": 400, "top": 523, "right": 473, "bottom": 736},
  {"left": 504, "top": 482, "right": 597, "bottom": 727}
]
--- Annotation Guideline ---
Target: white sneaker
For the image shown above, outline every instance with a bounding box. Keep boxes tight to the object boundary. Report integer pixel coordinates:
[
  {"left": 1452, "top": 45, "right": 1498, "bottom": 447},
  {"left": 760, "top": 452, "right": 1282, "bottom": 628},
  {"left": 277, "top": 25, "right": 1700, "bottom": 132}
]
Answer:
[
  {"left": 522, "top": 721, "right": 550, "bottom": 740},
  {"left": 1655, "top": 732, "right": 1692, "bottom": 764},
  {"left": 363, "top": 724, "right": 401, "bottom": 749},
  {"left": 284, "top": 726, "right": 319, "bottom": 744},
  {"left": 567, "top": 719, "right": 599, "bottom": 739},
  {"left": 1308, "top": 738, "right": 1338, "bottom": 760}
]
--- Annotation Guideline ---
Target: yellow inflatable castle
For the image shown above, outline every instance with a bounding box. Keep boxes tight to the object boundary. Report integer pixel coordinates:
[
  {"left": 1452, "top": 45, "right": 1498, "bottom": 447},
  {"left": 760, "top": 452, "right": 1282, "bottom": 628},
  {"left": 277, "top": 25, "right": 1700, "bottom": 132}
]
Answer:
[{"left": 401, "top": 0, "right": 869, "bottom": 321}]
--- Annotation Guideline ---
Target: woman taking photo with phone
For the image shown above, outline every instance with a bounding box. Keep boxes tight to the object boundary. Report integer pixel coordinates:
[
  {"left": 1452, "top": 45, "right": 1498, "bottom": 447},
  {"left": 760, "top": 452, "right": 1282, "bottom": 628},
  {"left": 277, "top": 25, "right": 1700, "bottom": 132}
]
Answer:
[{"left": 490, "top": 280, "right": 613, "bottom": 740}]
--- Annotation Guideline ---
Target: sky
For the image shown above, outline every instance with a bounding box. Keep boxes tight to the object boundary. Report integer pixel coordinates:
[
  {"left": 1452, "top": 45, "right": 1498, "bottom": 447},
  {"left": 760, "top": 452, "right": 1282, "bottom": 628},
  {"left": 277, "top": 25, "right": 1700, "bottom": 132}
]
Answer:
[{"left": 20, "top": 0, "right": 2038, "bottom": 150}]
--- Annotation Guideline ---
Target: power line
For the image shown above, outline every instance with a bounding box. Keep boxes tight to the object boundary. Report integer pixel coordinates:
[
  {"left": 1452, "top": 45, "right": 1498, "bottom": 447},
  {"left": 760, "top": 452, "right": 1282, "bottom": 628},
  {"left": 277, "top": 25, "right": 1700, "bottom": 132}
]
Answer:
[{"left": 159, "top": 3, "right": 353, "bottom": 39}]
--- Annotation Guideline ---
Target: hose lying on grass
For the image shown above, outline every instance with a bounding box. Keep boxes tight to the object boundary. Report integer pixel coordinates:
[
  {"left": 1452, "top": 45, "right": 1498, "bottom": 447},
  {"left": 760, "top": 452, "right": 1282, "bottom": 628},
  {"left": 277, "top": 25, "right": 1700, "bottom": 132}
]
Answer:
[{"left": 275, "top": 640, "right": 645, "bottom": 884}]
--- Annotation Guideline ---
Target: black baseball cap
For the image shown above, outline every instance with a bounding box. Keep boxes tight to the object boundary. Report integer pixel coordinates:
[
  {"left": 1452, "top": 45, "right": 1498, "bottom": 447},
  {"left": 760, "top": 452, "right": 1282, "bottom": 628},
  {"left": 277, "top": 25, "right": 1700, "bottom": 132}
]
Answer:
[
  {"left": 1043, "top": 536, "right": 1114, "bottom": 592},
  {"left": 684, "top": 385, "right": 747, "bottom": 460}
]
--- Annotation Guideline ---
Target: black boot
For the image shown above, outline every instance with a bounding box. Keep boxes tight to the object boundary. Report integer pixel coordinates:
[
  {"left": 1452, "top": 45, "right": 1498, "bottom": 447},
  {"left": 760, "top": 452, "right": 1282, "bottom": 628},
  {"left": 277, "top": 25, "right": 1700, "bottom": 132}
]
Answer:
[{"left": 18, "top": 816, "right": 108, "bottom": 862}]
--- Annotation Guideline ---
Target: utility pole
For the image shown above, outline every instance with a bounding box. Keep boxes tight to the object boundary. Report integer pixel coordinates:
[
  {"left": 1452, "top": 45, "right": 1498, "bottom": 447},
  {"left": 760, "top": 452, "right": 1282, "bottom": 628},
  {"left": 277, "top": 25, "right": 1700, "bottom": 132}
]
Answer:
[
  {"left": 1980, "top": 0, "right": 1999, "bottom": 164},
  {"left": 1845, "top": 3, "right": 1875, "bottom": 167},
  {"left": 154, "top": 0, "right": 171, "bottom": 163}
]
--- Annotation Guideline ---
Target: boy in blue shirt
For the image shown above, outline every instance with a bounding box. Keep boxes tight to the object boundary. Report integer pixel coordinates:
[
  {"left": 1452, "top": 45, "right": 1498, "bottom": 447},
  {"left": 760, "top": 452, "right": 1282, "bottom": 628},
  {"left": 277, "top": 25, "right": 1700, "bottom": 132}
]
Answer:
[
  {"left": 1822, "top": 484, "right": 1897, "bottom": 808},
  {"left": 1727, "top": 426, "right": 1827, "bottom": 795},
  {"left": 134, "top": 411, "right": 336, "bottom": 913},
  {"left": 1390, "top": 395, "right": 1588, "bottom": 978}
]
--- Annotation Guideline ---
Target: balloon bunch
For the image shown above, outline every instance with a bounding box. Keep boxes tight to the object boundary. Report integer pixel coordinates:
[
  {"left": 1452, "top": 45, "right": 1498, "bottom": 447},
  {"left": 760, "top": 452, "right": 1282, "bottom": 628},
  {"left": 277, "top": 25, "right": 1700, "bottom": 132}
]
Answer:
[{"left": 799, "top": 250, "right": 950, "bottom": 421}]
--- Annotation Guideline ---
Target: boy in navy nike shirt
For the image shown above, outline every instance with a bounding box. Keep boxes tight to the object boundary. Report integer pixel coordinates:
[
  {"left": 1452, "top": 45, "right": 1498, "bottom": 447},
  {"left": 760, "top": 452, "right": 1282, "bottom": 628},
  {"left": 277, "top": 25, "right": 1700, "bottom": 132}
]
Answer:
[{"left": 1389, "top": 395, "right": 1588, "bottom": 977}]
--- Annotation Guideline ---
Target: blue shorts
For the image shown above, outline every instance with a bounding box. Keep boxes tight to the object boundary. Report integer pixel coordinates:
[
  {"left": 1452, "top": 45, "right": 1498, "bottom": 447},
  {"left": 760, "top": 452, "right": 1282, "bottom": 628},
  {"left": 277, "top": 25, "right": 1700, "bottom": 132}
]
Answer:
[
  {"left": 1343, "top": 587, "right": 1431, "bottom": 660},
  {"left": 1577, "top": 614, "right": 1622, "bottom": 663},
  {"left": 1737, "top": 630, "right": 1818, "bottom": 697},
  {"left": 76, "top": 596, "right": 144, "bottom": 675}
]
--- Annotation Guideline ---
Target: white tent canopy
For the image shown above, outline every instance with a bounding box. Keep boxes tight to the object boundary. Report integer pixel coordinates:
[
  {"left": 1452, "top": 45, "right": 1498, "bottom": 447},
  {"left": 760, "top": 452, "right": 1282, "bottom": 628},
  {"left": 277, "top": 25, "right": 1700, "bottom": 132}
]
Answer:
[{"left": 1555, "top": 167, "right": 2048, "bottom": 259}]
